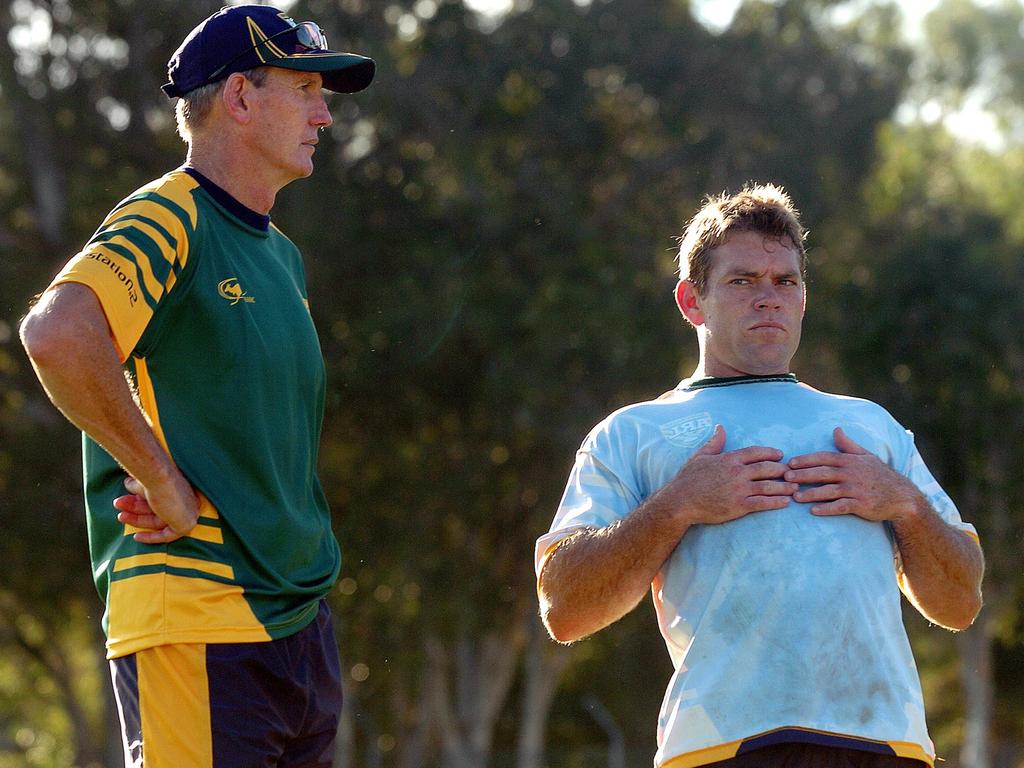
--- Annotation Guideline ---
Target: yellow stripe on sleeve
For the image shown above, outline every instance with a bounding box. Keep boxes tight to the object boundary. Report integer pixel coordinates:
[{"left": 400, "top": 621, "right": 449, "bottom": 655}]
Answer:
[
  {"left": 49, "top": 248, "right": 153, "bottom": 362},
  {"left": 50, "top": 173, "right": 200, "bottom": 359},
  {"left": 126, "top": 171, "right": 200, "bottom": 230},
  {"left": 92, "top": 235, "right": 165, "bottom": 305},
  {"left": 102, "top": 217, "right": 178, "bottom": 270},
  {"left": 103, "top": 197, "right": 192, "bottom": 275}
]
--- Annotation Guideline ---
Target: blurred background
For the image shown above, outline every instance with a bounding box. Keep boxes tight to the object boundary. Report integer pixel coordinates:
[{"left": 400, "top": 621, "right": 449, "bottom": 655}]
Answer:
[{"left": 1, "top": 0, "right": 1023, "bottom": 765}]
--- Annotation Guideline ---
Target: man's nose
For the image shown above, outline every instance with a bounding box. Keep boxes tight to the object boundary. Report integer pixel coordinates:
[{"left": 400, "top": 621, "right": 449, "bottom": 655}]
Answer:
[
  {"left": 313, "top": 94, "right": 333, "bottom": 129},
  {"left": 754, "top": 285, "right": 783, "bottom": 310}
]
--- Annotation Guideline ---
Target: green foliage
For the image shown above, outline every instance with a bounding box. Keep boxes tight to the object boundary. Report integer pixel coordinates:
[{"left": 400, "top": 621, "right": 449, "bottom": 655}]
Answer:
[
  {"left": 830, "top": 118, "right": 1024, "bottom": 761},
  {"left": 2, "top": 0, "right": 1023, "bottom": 765},
  {"left": 919, "top": 0, "right": 1024, "bottom": 113},
  {"left": 278, "top": 0, "right": 913, "bottom": 760}
]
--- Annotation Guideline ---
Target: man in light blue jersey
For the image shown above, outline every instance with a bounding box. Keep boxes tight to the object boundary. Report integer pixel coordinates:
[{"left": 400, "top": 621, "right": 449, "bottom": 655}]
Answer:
[{"left": 536, "top": 184, "right": 984, "bottom": 768}]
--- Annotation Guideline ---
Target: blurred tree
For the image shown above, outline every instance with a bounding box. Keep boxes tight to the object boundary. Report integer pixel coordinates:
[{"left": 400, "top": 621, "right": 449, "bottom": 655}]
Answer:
[
  {"left": 825, "top": 121, "right": 1024, "bottom": 768},
  {"left": 0, "top": 0, "right": 187, "bottom": 764},
  {"left": 912, "top": 0, "right": 1024, "bottom": 143},
  {"left": 285, "top": 0, "right": 911, "bottom": 763},
  {"left": 3, "top": 0, "right": 1019, "bottom": 766}
]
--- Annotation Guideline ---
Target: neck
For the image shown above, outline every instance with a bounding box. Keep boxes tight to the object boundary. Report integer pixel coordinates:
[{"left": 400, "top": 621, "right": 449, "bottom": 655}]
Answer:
[
  {"left": 691, "top": 362, "right": 794, "bottom": 379},
  {"left": 186, "top": 134, "right": 280, "bottom": 215},
  {"left": 692, "top": 364, "right": 794, "bottom": 380}
]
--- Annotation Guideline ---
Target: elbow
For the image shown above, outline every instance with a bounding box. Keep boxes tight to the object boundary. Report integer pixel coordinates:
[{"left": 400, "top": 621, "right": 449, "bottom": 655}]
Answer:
[
  {"left": 20, "top": 310, "right": 65, "bottom": 368},
  {"left": 20, "top": 284, "right": 112, "bottom": 369},
  {"left": 537, "top": 540, "right": 608, "bottom": 644},
  {"left": 947, "top": 564, "right": 986, "bottom": 631},
  {"left": 934, "top": 590, "right": 983, "bottom": 632},
  {"left": 538, "top": 591, "right": 587, "bottom": 645},
  {"left": 941, "top": 614, "right": 978, "bottom": 633},
  {"left": 541, "top": 608, "right": 582, "bottom": 645},
  {"left": 951, "top": 592, "right": 984, "bottom": 632}
]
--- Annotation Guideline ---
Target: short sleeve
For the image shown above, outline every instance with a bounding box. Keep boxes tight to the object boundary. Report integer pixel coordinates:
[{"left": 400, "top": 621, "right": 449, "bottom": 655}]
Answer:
[
  {"left": 892, "top": 428, "right": 980, "bottom": 577},
  {"left": 534, "top": 418, "right": 643, "bottom": 576},
  {"left": 900, "top": 430, "right": 978, "bottom": 540},
  {"left": 49, "top": 181, "right": 197, "bottom": 362}
]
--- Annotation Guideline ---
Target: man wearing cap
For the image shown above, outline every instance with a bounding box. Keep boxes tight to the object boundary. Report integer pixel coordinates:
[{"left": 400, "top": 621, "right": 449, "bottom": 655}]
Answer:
[{"left": 19, "top": 6, "right": 373, "bottom": 765}]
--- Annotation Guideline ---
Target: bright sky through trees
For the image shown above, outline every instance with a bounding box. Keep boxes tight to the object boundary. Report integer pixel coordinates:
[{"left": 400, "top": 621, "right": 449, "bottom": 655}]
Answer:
[
  {"left": 464, "top": 0, "right": 942, "bottom": 33},
  {"left": 458, "top": 0, "right": 1009, "bottom": 149},
  {"left": 691, "top": 0, "right": 942, "bottom": 34}
]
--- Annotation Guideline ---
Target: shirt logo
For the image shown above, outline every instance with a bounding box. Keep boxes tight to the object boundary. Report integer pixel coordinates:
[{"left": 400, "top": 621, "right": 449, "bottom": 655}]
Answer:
[
  {"left": 218, "top": 278, "right": 255, "bottom": 305},
  {"left": 86, "top": 252, "right": 139, "bottom": 307},
  {"left": 660, "top": 412, "right": 714, "bottom": 448}
]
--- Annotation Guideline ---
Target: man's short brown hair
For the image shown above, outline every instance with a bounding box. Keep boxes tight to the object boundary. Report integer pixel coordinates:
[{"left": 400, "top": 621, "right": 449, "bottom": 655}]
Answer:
[{"left": 678, "top": 183, "right": 807, "bottom": 296}]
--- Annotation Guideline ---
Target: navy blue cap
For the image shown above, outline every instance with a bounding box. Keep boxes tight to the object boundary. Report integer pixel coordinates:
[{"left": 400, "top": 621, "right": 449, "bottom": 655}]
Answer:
[{"left": 162, "top": 5, "right": 375, "bottom": 99}]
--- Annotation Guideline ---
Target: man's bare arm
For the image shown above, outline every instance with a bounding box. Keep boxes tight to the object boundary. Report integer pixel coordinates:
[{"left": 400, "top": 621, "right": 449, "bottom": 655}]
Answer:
[
  {"left": 890, "top": 497, "right": 983, "bottom": 629},
  {"left": 539, "top": 426, "right": 797, "bottom": 643},
  {"left": 787, "top": 426, "right": 983, "bottom": 630},
  {"left": 20, "top": 283, "right": 198, "bottom": 543}
]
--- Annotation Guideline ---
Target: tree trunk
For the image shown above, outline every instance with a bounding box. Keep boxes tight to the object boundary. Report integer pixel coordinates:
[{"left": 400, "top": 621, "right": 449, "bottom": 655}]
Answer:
[
  {"left": 0, "top": 7, "right": 67, "bottom": 250},
  {"left": 396, "top": 666, "right": 434, "bottom": 768},
  {"left": 332, "top": 674, "right": 355, "bottom": 768},
  {"left": 958, "top": 615, "right": 993, "bottom": 768},
  {"left": 427, "top": 620, "right": 528, "bottom": 768},
  {"left": 515, "top": 615, "right": 572, "bottom": 768},
  {"left": 584, "top": 694, "right": 626, "bottom": 768}
]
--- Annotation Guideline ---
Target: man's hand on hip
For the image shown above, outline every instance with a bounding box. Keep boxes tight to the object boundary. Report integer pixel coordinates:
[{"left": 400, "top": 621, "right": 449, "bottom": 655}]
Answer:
[{"left": 114, "top": 473, "right": 200, "bottom": 544}]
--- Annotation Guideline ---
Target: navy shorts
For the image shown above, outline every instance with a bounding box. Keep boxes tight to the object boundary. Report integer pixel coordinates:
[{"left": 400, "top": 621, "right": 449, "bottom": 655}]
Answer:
[
  {"left": 705, "top": 742, "right": 928, "bottom": 768},
  {"left": 109, "top": 600, "right": 342, "bottom": 768}
]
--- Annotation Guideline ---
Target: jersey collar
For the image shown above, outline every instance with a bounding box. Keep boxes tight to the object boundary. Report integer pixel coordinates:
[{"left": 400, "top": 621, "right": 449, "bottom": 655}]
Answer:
[
  {"left": 182, "top": 166, "right": 271, "bottom": 232},
  {"left": 679, "top": 373, "right": 799, "bottom": 391}
]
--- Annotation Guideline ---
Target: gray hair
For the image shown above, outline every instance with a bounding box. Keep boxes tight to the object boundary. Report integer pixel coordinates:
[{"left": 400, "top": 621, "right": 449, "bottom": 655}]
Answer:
[{"left": 174, "top": 67, "right": 269, "bottom": 143}]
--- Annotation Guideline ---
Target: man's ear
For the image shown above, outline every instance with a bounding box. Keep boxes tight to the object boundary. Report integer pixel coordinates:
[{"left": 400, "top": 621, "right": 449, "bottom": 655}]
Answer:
[
  {"left": 221, "top": 73, "right": 253, "bottom": 125},
  {"left": 675, "top": 280, "right": 705, "bottom": 327}
]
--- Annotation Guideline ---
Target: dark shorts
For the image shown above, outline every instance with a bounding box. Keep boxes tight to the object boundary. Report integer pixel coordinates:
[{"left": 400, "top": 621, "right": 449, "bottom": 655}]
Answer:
[
  {"left": 704, "top": 742, "right": 929, "bottom": 768},
  {"left": 109, "top": 599, "right": 342, "bottom": 768}
]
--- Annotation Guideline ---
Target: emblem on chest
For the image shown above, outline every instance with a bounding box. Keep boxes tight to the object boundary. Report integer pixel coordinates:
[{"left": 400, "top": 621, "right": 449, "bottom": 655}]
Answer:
[
  {"left": 218, "top": 277, "right": 255, "bottom": 305},
  {"left": 660, "top": 412, "right": 714, "bottom": 448}
]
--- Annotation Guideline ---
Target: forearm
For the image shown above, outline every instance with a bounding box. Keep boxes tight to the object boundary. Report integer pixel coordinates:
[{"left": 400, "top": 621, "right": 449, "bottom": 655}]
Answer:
[
  {"left": 893, "top": 496, "right": 984, "bottom": 630},
  {"left": 21, "top": 284, "right": 178, "bottom": 488},
  {"left": 538, "top": 488, "right": 691, "bottom": 644},
  {"left": 539, "top": 427, "right": 795, "bottom": 643}
]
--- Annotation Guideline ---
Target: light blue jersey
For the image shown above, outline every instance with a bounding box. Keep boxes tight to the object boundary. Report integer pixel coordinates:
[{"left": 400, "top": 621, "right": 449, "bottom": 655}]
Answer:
[{"left": 536, "top": 375, "right": 978, "bottom": 768}]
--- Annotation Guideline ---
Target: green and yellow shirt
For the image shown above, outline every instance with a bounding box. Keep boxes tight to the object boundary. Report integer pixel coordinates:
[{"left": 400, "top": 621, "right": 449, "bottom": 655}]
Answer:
[{"left": 52, "top": 167, "right": 339, "bottom": 658}]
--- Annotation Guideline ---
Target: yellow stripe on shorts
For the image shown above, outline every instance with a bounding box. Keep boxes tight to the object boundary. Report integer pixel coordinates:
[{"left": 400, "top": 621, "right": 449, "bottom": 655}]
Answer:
[{"left": 137, "top": 643, "right": 213, "bottom": 768}]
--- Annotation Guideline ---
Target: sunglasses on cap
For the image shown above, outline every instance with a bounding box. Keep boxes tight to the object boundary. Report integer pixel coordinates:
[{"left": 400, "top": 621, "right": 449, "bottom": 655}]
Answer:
[{"left": 201, "top": 21, "right": 330, "bottom": 89}]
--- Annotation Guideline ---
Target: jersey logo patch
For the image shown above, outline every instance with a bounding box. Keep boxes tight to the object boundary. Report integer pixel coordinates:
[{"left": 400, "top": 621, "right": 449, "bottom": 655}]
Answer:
[
  {"left": 660, "top": 412, "right": 714, "bottom": 448},
  {"left": 218, "top": 278, "right": 255, "bottom": 305}
]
